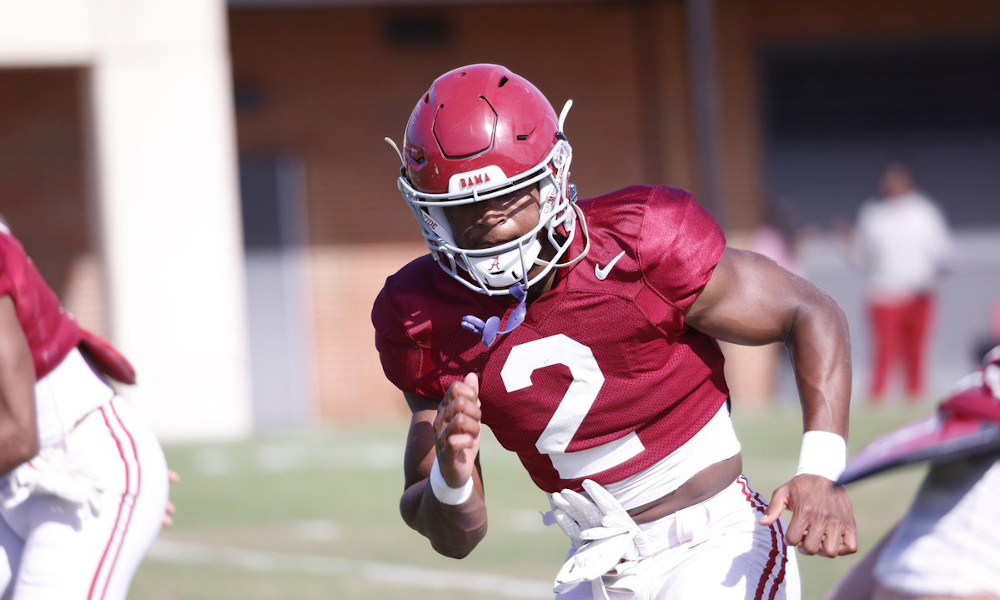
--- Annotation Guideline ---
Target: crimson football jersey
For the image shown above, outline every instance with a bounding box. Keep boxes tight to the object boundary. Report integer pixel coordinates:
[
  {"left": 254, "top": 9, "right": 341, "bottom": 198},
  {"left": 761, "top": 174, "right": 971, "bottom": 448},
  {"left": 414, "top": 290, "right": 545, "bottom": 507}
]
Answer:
[
  {"left": 373, "top": 185, "right": 729, "bottom": 492},
  {"left": 0, "top": 229, "right": 82, "bottom": 379}
]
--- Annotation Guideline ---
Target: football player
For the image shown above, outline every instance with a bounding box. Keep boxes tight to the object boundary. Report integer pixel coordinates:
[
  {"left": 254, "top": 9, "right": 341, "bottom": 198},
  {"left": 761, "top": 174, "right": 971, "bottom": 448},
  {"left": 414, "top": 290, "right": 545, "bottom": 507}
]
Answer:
[
  {"left": 829, "top": 347, "right": 1000, "bottom": 600},
  {"left": 0, "top": 222, "right": 169, "bottom": 599},
  {"left": 372, "top": 64, "right": 857, "bottom": 599}
]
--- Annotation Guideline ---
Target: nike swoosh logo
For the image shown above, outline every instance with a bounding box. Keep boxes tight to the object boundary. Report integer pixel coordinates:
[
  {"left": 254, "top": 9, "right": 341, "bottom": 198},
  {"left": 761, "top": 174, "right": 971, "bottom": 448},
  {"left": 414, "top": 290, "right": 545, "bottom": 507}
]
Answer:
[{"left": 595, "top": 250, "right": 627, "bottom": 281}]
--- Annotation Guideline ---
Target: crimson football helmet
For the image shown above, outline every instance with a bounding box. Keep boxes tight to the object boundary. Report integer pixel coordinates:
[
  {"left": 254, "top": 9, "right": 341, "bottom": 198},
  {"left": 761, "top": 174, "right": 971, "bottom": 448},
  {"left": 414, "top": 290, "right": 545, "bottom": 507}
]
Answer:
[{"left": 387, "top": 64, "right": 587, "bottom": 296}]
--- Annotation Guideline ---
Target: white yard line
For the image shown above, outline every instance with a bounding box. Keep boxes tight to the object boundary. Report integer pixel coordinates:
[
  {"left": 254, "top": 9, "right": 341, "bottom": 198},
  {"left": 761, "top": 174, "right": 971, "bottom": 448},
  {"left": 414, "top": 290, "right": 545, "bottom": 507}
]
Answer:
[{"left": 148, "top": 540, "right": 553, "bottom": 598}]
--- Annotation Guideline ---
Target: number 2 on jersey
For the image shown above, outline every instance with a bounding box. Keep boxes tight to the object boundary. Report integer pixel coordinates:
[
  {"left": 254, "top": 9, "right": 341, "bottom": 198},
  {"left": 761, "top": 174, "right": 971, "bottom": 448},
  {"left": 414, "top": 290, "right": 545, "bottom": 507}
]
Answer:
[{"left": 500, "top": 334, "right": 645, "bottom": 479}]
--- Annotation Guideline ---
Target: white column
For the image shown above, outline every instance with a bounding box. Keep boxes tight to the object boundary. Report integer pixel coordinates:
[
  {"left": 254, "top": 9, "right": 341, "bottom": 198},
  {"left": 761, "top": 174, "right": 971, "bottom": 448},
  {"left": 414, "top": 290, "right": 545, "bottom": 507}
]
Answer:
[
  {"left": 88, "top": 0, "right": 252, "bottom": 440},
  {"left": 0, "top": 0, "right": 97, "bottom": 66}
]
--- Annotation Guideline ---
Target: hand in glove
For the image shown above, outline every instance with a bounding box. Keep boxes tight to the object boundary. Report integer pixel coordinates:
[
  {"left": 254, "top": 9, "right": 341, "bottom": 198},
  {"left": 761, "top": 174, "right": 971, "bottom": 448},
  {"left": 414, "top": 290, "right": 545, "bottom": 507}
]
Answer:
[
  {"left": 547, "top": 482, "right": 604, "bottom": 548},
  {"left": 548, "top": 479, "right": 643, "bottom": 594},
  {"left": 0, "top": 451, "right": 103, "bottom": 518}
]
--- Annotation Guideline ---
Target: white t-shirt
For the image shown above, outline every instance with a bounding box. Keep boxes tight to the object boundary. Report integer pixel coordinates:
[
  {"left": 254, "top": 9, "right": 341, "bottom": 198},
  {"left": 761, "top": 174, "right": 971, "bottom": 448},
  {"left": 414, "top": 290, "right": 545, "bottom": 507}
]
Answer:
[{"left": 856, "top": 191, "right": 951, "bottom": 301}]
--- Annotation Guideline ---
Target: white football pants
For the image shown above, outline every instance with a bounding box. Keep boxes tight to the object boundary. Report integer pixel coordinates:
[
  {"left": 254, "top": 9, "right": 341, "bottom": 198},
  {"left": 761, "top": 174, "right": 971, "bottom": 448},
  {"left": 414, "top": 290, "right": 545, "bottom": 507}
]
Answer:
[
  {"left": 556, "top": 476, "right": 800, "bottom": 600},
  {"left": 0, "top": 397, "right": 168, "bottom": 600}
]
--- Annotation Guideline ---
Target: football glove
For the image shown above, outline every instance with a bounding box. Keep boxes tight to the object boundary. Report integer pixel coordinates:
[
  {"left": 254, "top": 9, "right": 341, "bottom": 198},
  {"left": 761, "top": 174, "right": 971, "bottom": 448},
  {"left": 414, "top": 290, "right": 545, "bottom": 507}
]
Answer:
[{"left": 546, "top": 479, "right": 643, "bottom": 594}]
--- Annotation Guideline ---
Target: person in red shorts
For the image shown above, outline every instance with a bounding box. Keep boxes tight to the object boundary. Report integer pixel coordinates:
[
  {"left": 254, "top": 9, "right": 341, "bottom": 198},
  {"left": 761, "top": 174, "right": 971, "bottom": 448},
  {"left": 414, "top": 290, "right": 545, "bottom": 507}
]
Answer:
[
  {"left": 0, "top": 221, "right": 169, "bottom": 599},
  {"left": 853, "top": 162, "right": 951, "bottom": 405},
  {"left": 372, "top": 64, "right": 857, "bottom": 598}
]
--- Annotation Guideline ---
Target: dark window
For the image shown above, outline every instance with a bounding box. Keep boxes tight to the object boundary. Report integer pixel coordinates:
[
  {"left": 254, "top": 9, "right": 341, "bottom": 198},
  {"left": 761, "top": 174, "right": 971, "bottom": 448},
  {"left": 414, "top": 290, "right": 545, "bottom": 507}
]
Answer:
[
  {"left": 384, "top": 13, "right": 452, "bottom": 47},
  {"left": 764, "top": 38, "right": 1000, "bottom": 138}
]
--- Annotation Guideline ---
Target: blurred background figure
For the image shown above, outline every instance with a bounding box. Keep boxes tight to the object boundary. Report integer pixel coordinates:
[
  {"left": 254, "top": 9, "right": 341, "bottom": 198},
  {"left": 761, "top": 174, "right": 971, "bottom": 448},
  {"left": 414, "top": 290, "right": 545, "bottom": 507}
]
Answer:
[
  {"left": 852, "top": 162, "right": 952, "bottom": 406},
  {"left": 750, "top": 204, "right": 801, "bottom": 278}
]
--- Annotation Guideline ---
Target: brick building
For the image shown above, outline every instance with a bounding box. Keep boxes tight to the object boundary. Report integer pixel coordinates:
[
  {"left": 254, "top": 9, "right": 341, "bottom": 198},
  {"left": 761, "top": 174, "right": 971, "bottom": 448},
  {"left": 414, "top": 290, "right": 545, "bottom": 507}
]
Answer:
[{"left": 3, "top": 0, "right": 1000, "bottom": 436}]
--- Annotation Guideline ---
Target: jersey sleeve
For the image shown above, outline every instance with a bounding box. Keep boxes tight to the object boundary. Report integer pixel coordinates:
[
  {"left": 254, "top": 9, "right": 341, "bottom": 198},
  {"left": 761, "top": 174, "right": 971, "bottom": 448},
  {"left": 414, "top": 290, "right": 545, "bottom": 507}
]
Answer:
[
  {"left": 637, "top": 187, "right": 726, "bottom": 331},
  {"left": 371, "top": 282, "right": 442, "bottom": 401}
]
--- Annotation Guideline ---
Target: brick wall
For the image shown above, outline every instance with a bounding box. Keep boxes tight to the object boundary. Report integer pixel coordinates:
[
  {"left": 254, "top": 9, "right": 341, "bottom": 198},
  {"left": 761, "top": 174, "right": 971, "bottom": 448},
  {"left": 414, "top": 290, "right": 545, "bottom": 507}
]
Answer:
[
  {"left": 228, "top": 0, "right": 1000, "bottom": 420},
  {"left": 0, "top": 68, "right": 107, "bottom": 336},
  {"left": 5, "top": 2, "right": 997, "bottom": 423},
  {"left": 714, "top": 0, "right": 1000, "bottom": 231},
  {"left": 229, "top": 3, "right": 698, "bottom": 419}
]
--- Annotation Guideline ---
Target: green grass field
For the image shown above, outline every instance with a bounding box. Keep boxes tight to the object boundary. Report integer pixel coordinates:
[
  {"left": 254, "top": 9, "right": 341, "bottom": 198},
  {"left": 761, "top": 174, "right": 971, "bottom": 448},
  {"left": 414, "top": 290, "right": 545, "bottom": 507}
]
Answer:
[{"left": 130, "top": 405, "right": 930, "bottom": 599}]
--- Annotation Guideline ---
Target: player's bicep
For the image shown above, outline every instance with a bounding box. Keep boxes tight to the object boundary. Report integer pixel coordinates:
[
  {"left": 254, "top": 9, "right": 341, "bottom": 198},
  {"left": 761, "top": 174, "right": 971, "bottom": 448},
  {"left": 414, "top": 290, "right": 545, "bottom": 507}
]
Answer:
[
  {"left": 402, "top": 392, "right": 438, "bottom": 488},
  {"left": 686, "top": 247, "right": 802, "bottom": 346}
]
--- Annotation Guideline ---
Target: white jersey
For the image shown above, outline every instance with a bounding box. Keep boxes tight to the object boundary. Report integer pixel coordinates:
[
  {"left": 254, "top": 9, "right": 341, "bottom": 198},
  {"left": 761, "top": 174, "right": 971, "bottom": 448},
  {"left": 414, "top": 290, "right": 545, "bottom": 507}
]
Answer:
[{"left": 856, "top": 191, "right": 951, "bottom": 301}]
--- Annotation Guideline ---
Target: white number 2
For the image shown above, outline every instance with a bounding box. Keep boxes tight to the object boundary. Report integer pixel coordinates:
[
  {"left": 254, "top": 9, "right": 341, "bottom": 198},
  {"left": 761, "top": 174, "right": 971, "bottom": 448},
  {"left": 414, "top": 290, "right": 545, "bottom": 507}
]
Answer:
[{"left": 500, "top": 334, "right": 645, "bottom": 479}]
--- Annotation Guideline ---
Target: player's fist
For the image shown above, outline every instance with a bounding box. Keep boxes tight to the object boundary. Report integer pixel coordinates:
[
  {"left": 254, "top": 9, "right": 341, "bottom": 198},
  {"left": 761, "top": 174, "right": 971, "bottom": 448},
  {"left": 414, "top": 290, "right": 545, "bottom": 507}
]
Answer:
[
  {"left": 761, "top": 474, "right": 858, "bottom": 557},
  {"left": 434, "top": 373, "right": 482, "bottom": 488}
]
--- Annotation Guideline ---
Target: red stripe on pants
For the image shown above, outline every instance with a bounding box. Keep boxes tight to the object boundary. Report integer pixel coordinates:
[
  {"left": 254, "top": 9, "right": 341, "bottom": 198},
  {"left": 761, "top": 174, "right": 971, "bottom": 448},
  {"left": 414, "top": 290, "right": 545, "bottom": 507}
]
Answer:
[
  {"left": 101, "top": 402, "right": 143, "bottom": 600},
  {"left": 738, "top": 477, "right": 787, "bottom": 600},
  {"left": 89, "top": 404, "right": 140, "bottom": 600}
]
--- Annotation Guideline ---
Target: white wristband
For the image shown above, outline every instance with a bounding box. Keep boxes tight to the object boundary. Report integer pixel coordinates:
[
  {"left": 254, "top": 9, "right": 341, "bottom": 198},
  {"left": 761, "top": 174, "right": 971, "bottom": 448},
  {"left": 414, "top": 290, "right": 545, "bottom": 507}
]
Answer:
[
  {"left": 429, "top": 458, "right": 474, "bottom": 505},
  {"left": 795, "top": 430, "right": 847, "bottom": 481}
]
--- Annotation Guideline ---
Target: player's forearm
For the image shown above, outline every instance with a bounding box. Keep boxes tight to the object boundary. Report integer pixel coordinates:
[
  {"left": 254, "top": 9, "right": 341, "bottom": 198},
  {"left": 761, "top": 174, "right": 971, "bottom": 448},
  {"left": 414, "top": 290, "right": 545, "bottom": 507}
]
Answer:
[
  {"left": 0, "top": 299, "right": 39, "bottom": 474},
  {"left": 0, "top": 384, "right": 39, "bottom": 475},
  {"left": 400, "top": 477, "right": 488, "bottom": 559},
  {"left": 785, "top": 289, "right": 852, "bottom": 437},
  {"left": 0, "top": 364, "right": 39, "bottom": 474},
  {"left": 0, "top": 422, "right": 37, "bottom": 475}
]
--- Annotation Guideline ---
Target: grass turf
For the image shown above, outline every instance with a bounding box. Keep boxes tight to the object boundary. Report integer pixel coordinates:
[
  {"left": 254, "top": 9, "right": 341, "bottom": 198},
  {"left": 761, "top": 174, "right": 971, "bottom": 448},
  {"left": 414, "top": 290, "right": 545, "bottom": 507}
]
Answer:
[{"left": 130, "top": 404, "right": 930, "bottom": 600}]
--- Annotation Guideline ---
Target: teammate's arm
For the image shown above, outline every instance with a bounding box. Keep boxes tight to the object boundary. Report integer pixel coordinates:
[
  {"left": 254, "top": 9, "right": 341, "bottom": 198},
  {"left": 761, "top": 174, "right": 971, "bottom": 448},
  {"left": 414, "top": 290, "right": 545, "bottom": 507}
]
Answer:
[
  {"left": 686, "top": 247, "right": 857, "bottom": 557},
  {"left": 400, "top": 374, "right": 488, "bottom": 558},
  {"left": 0, "top": 295, "right": 39, "bottom": 476}
]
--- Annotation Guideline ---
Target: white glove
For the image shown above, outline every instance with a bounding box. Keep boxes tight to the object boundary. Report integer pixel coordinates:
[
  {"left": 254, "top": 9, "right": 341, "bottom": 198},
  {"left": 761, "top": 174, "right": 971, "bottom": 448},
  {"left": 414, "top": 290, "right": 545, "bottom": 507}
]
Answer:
[
  {"left": 0, "top": 450, "right": 103, "bottom": 518},
  {"left": 547, "top": 484, "right": 604, "bottom": 548},
  {"left": 548, "top": 479, "right": 643, "bottom": 594}
]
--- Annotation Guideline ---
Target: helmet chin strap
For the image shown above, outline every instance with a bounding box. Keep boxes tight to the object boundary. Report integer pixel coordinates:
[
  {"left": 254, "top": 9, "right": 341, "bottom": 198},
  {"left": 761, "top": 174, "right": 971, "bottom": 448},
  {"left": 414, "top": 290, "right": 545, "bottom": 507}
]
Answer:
[{"left": 460, "top": 282, "right": 528, "bottom": 348}]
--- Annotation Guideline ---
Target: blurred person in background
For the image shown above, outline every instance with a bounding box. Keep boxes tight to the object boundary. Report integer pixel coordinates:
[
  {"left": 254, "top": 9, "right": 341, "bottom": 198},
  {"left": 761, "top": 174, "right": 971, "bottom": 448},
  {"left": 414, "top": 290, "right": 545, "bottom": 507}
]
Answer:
[
  {"left": 0, "top": 220, "right": 169, "bottom": 598},
  {"left": 852, "top": 161, "right": 951, "bottom": 406},
  {"left": 749, "top": 203, "right": 801, "bottom": 278},
  {"left": 373, "top": 64, "right": 858, "bottom": 599},
  {"left": 828, "top": 346, "right": 1000, "bottom": 600}
]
